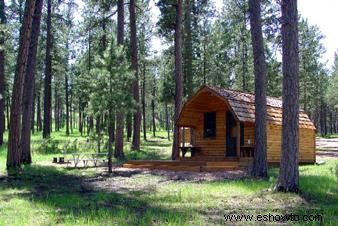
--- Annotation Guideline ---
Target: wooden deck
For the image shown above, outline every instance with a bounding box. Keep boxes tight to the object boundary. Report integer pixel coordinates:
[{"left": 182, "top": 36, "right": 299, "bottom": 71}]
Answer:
[{"left": 122, "top": 159, "right": 246, "bottom": 172}]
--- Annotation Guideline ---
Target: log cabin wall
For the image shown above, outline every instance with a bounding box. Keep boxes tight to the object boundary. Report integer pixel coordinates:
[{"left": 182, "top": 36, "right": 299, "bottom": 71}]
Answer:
[
  {"left": 243, "top": 125, "right": 255, "bottom": 145},
  {"left": 178, "top": 90, "right": 229, "bottom": 157},
  {"left": 266, "top": 124, "right": 316, "bottom": 163}
]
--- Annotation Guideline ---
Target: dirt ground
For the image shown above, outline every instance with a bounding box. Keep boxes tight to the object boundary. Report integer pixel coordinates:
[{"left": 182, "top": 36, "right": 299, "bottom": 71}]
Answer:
[{"left": 91, "top": 166, "right": 249, "bottom": 190}]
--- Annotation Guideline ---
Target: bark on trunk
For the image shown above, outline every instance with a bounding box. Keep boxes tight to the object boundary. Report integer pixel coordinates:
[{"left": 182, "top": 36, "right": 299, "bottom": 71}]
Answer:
[
  {"left": 165, "top": 102, "right": 170, "bottom": 141},
  {"left": 54, "top": 85, "right": 58, "bottom": 132},
  {"left": 42, "top": 0, "right": 52, "bottom": 138},
  {"left": 65, "top": 61, "right": 70, "bottom": 136},
  {"left": 275, "top": 0, "right": 300, "bottom": 193},
  {"left": 171, "top": 0, "right": 183, "bottom": 160},
  {"left": 183, "top": 0, "right": 193, "bottom": 97},
  {"left": 0, "top": 0, "right": 6, "bottom": 145},
  {"left": 36, "top": 82, "right": 42, "bottom": 131},
  {"left": 20, "top": 0, "right": 43, "bottom": 164},
  {"left": 7, "top": 0, "right": 36, "bottom": 169},
  {"left": 248, "top": 0, "right": 268, "bottom": 178},
  {"left": 31, "top": 85, "right": 35, "bottom": 133},
  {"left": 142, "top": 62, "right": 147, "bottom": 141},
  {"left": 130, "top": 0, "right": 141, "bottom": 150},
  {"left": 151, "top": 94, "right": 156, "bottom": 137},
  {"left": 108, "top": 112, "right": 114, "bottom": 173},
  {"left": 69, "top": 87, "right": 73, "bottom": 133},
  {"left": 114, "top": 0, "right": 125, "bottom": 160},
  {"left": 126, "top": 113, "right": 132, "bottom": 141}
]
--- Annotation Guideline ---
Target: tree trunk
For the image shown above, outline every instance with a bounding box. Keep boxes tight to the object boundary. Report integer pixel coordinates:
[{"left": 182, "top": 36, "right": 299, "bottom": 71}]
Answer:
[
  {"left": 69, "top": 87, "right": 73, "bottom": 133},
  {"left": 54, "top": 85, "right": 58, "bottom": 132},
  {"left": 114, "top": 0, "right": 125, "bottom": 160},
  {"left": 126, "top": 113, "right": 132, "bottom": 141},
  {"left": 130, "top": 0, "right": 141, "bottom": 150},
  {"left": 275, "top": 0, "right": 300, "bottom": 193},
  {"left": 79, "top": 108, "right": 83, "bottom": 136},
  {"left": 20, "top": 0, "right": 43, "bottom": 164},
  {"left": 6, "top": 98, "right": 9, "bottom": 130},
  {"left": 31, "top": 85, "right": 35, "bottom": 133},
  {"left": 96, "top": 115, "right": 101, "bottom": 152},
  {"left": 248, "top": 0, "right": 268, "bottom": 178},
  {"left": 42, "top": 0, "right": 52, "bottom": 138},
  {"left": 36, "top": 82, "right": 42, "bottom": 131},
  {"left": 183, "top": 0, "right": 193, "bottom": 97},
  {"left": 151, "top": 92, "right": 156, "bottom": 137},
  {"left": 7, "top": 0, "right": 36, "bottom": 169},
  {"left": 0, "top": 0, "right": 6, "bottom": 146},
  {"left": 171, "top": 0, "right": 183, "bottom": 160},
  {"left": 65, "top": 60, "right": 70, "bottom": 136},
  {"left": 142, "top": 62, "right": 147, "bottom": 141},
  {"left": 165, "top": 102, "right": 170, "bottom": 141},
  {"left": 108, "top": 112, "right": 114, "bottom": 173},
  {"left": 87, "top": 116, "right": 93, "bottom": 136},
  {"left": 115, "top": 111, "right": 124, "bottom": 159}
]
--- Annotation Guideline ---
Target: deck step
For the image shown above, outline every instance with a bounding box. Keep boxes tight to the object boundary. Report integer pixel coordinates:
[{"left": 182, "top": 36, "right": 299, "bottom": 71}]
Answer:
[
  {"left": 204, "top": 166, "right": 241, "bottom": 172},
  {"left": 123, "top": 163, "right": 201, "bottom": 172},
  {"left": 123, "top": 160, "right": 242, "bottom": 172},
  {"left": 206, "top": 161, "right": 240, "bottom": 167},
  {"left": 127, "top": 160, "right": 206, "bottom": 166}
]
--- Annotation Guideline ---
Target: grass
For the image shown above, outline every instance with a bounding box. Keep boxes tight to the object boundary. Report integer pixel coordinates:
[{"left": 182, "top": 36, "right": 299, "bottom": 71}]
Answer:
[
  {"left": 0, "top": 130, "right": 337, "bottom": 225},
  {"left": 317, "top": 133, "right": 338, "bottom": 139}
]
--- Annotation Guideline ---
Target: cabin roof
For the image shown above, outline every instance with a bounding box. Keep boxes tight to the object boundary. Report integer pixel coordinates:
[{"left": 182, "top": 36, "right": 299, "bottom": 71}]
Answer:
[{"left": 179, "top": 86, "right": 315, "bottom": 130}]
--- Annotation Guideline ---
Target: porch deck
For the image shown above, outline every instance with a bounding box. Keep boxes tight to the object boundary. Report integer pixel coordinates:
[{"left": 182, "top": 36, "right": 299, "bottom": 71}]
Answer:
[{"left": 122, "top": 158, "right": 252, "bottom": 172}]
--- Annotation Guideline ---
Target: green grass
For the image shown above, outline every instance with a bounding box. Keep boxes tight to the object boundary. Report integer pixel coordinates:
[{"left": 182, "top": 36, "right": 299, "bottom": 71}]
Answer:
[
  {"left": 0, "top": 130, "right": 337, "bottom": 225},
  {"left": 317, "top": 133, "right": 338, "bottom": 139}
]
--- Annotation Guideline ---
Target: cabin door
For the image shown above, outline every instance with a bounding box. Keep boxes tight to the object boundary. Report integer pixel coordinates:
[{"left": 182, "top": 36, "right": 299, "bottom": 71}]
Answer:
[{"left": 226, "top": 111, "right": 237, "bottom": 157}]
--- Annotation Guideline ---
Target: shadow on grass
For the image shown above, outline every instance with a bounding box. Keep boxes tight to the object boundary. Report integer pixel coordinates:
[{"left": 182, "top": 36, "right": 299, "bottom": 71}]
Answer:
[
  {"left": 0, "top": 165, "right": 193, "bottom": 225},
  {"left": 292, "top": 170, "right": 338, "bottom": 224},
  {"left": 124, "top": 149, "right": 170, "bottom": 161},
  {"left": 142, "top": 140, "right": 172, "bottom": 147}
]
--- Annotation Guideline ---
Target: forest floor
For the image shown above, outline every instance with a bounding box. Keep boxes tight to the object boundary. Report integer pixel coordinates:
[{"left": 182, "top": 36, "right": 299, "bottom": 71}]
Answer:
[{"left": 0, "top": 130, "right": 337, "bottom": 225}]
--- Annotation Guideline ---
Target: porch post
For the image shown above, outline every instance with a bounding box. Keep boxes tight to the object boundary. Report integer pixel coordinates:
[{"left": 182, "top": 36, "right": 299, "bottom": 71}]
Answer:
[
  {"left": 182, "top": 127, "right": 185, "bottom": 147},
  {"left": 176, "top": 126, "right": 181, "bottom": 159},
  {"left": 237, "top": 121, "right": 241, "bottom": 158}
]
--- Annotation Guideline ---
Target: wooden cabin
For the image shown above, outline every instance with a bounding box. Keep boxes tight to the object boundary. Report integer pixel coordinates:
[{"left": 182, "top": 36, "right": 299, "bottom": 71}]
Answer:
[
  {"left": 175, "top": 85, "right": 316, "bottom": 165},
  {"left": 123, "top": 86, "right": 315, "bottom": 171}
]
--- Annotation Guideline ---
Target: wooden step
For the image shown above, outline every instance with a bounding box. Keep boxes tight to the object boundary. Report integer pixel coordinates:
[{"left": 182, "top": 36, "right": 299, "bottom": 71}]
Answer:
[
  {"left": 206, "top": 161, "right": 240, "bottom": 167},
  {"left": 123, "top": 159, "right": 242, "bottom": 172},
  {"left": 123, "top": 163, "right": 202, "bottom": 172},
  {"left": 204, "top": 166, "right": 242, "bottom": 172},
  {"left": 180, "top": 156, "right": 239, "bottom": 162},
  {"left": 126, "top": 160, "right": 206, "bottom": 166}
]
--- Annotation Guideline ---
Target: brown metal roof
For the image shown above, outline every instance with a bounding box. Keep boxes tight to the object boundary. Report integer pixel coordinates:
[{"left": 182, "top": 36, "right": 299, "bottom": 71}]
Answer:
[{"left": 206, "top": 86, "right": 315, "bottom": 130}]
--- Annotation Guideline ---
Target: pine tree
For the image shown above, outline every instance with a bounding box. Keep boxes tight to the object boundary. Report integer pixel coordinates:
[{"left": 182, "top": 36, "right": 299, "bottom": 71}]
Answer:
[
  {"left": 171, "top": 0, "right": 183, "bottom": 160},
  {"left": 20, "top": 0, "right": 43, "bottom": 164},
  {"left": 7, "top": 0, "right": 36, "bottom": 169},
  {"left": 249, "top": 0, "right": 268, "bottom": 178},
  {"left": 275, "top": 0, "right": 300, "bottom": 192},
  {"left": 114, "top": 0, "right": 125, "bottom": 160},
  {"left": 130, "top": 0, "right": 141, "bottom": 150},
  {"left": 42, "top": 0, "right": 52, "bottom": 138},
  {"left": 0, "top": 0, "right": 6, "bottom": 145}
]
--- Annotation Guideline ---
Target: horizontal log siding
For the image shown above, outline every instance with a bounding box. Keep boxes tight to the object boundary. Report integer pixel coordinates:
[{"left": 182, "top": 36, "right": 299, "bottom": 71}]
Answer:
[
  {"left": 267, "top": 124, "right": 315, "bottom": 163},
  {"left": 178, "top": 90, "right": 228, "bottom": 157}
]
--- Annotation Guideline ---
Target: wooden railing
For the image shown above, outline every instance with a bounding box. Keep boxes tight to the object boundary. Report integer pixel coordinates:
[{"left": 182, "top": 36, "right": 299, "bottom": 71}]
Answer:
[{"left": 240, "top": 145, "right": 254, "bottom": 157}]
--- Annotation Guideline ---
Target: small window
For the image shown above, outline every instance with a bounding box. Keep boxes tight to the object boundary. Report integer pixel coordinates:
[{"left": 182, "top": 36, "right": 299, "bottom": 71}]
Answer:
[{"left": 204, "top": 112, "right": 216, "bottom": 138}]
